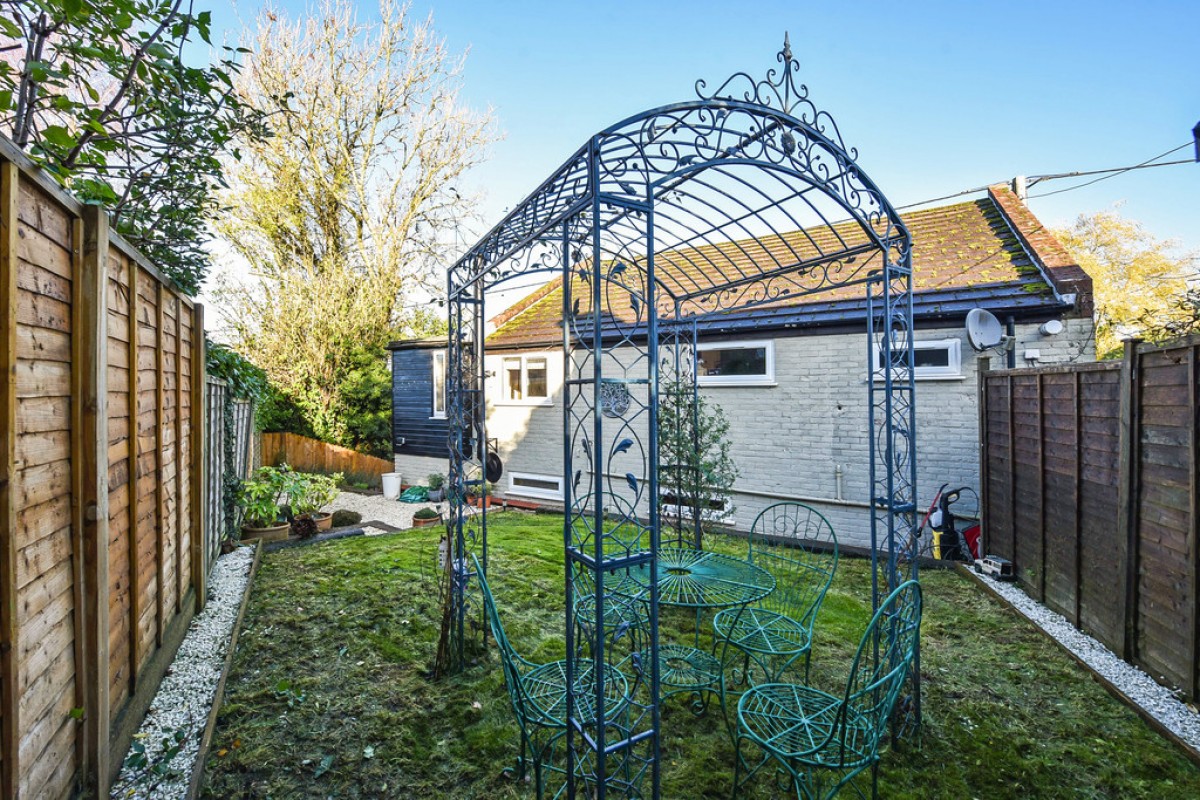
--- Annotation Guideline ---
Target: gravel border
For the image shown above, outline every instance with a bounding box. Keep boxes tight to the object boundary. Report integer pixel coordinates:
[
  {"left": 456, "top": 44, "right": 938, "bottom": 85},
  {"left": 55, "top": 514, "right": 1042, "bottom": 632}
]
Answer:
[
  {"left": 110, "top": 545, "right": 256, "bottom": 800},
  {"left": 972, "top": 568, "right": 1200, "bottom": 756}
]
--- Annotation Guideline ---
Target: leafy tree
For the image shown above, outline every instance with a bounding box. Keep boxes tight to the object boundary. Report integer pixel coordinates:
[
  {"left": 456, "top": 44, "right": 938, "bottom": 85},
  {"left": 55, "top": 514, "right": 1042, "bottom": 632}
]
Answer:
[
  {"left": 657, "top": 380, "right": 738, "bottom": 542},
  {"left": 215, "top": 0, "right": 493, "bottom": 452},
  {"left": 0, "top": 0, "right": 266, "bottom": 293},
  {"left": 1136, "top": 285, "right": 1200, "bottom": 345},
  {"left": 1054, "top": 210, "right": 1199, "bottom": 358}
]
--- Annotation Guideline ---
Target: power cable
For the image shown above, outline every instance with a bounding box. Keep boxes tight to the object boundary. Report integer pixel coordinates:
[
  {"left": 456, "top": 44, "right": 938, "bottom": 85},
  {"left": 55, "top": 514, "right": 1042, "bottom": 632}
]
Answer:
[{"left": 1027, "top": 142, "right": 1193, "bottom": 198}]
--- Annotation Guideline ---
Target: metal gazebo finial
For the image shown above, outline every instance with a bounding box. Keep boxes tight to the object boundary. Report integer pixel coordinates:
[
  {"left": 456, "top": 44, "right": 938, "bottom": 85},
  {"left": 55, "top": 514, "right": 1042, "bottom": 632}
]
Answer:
[{"left": 782, "top": 31, "right": 792, "bottom": 63}]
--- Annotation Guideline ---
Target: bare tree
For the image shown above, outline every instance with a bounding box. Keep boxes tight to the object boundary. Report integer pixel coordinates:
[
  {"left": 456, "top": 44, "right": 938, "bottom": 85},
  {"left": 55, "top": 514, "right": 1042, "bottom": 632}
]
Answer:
[{"left": 215, "top": 0, "right": 495, "bottom": 448}]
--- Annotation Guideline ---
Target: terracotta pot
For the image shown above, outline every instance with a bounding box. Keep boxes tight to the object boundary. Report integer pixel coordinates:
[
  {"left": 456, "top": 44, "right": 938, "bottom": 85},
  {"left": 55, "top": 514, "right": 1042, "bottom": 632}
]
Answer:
[
  {"left": 241, "top": 522, "right": 291, "bottom": 543},
  {"left": 314, "top": 512, "right": 333, "bottom": 531},
  {"left": 412, "top": 514, "right": 443, "bottom": 528}
]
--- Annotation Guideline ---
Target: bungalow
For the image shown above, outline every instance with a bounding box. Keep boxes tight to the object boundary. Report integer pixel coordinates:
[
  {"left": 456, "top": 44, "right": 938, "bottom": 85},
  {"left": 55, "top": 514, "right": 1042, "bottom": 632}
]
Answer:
[{"left": 388, "top": 184, "right": 1094, "bottom": 547}]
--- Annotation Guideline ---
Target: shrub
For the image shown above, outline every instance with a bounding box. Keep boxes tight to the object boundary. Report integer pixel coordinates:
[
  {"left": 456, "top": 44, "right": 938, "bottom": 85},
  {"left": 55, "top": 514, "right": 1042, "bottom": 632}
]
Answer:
[
  {"left": 289, "top": 471, "right": 344, "bottom": 516},
  {"left": 413, "top": 507, "right": 440, "bottom": 520},
  {"left": 427, "top": 473, "right": 445, "bottom": 490},
  {"left": 237, "top": 466, "right": 289, "bottom": 528},
  {"left": 331, "top": 510, "right": 363, "bottom": 527}
]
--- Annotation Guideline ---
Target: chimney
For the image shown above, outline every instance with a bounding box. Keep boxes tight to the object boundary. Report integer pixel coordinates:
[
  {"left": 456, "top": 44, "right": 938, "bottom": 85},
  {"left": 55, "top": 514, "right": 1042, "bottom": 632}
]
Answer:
[{"left": 1010, "top": 175, "right": 1028, "bottom": 201}]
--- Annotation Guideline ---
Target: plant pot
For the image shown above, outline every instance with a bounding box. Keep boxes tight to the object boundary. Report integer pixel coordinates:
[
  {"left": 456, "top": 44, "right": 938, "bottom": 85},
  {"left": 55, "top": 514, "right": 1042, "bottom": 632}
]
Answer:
[
  {"left": 241, "top": 522, "right": 291, "bottom": 543},
  {"left": 314, "top": 512, "right": 333, "bottom": 531},
  {"left": 382, "top": 472, "right": 402, "bottom": 500},
  {"left": 412, "top": 514, "right": 443, "bottom": 528},
  {"left": 428, "top": 488, "right": 445, "bottom": 502}
]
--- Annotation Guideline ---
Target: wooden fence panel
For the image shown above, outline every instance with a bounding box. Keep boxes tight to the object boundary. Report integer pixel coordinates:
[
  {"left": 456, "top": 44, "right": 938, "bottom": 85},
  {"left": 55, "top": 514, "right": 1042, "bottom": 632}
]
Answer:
[
  {"left": 1076, "top": 368, "right": 1123, "bottom": 650},
  {"left": 1040, "top": 371, "right": 1080, "bottom": 623},
  {"left": 1011, "top": 374, "right": 1045, "bottom": 595},
  {"left": 0, "top": 136, "right": 218, "bottom": 797},
  {"left": 982, "top": 375, "right": 1014, "bottom": 561},
  {"left": 261, "top": 431, "right": 392, "bottom": 486},
  {"left": 981, "top": 341, "right": 1200, "bottom": 700},
  {"left": 1133, "top": 345, "right": 1199, "bottom": 696}
]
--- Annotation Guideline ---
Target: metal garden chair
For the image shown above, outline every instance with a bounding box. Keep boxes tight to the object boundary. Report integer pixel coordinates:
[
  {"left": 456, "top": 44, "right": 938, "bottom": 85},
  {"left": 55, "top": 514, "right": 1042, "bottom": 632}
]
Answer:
[
  {"left": 573, "top": 574, "right": 723, "bottom": 715},
  {"left": 473, "top": 555, "right": 631, "bottom": 798},
  {"left": 713, "top": 502, "right": 839, "bottom": 685},
  {"left": 732, "top": 580, "right": 923, "bottom": 799}
]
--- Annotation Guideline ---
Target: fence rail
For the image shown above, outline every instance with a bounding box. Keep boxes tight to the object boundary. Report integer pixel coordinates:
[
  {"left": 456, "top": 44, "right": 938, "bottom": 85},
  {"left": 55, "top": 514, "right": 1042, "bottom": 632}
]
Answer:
[
  {"left": 980, "top": 336, "right": 1200, "bottom": 700},
  {"left": 0, "top": 136, "right": 218, "bottom": 798},
  {"left": 261, "top": 431, "right": 391, "bottom": 487}
]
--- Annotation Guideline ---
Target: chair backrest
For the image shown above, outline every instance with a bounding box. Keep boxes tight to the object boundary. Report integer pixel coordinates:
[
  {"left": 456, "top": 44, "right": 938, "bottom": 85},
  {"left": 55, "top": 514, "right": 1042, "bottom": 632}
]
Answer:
[
  {"left": 839, "top": 579, "right": 923, "bottom": 764},
  {"left": 748, "top": 502, "right": 839, "bottom": 625},
  {"left": 471, "top": 555, "right": 534, "bottom": 723}
]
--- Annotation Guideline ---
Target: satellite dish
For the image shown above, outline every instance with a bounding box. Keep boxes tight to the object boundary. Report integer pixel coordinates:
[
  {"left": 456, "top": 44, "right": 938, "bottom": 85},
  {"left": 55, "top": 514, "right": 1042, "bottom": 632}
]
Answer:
[{"left": 965, "top": 308, "right": 1013, "bottom": 352}]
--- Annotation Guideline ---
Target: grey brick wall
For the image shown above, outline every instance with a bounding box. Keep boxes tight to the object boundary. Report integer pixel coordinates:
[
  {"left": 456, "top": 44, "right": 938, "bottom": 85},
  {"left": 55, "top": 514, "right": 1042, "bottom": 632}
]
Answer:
[{"left": 418, "top": 316, "right": 1094, "bottom": 548}]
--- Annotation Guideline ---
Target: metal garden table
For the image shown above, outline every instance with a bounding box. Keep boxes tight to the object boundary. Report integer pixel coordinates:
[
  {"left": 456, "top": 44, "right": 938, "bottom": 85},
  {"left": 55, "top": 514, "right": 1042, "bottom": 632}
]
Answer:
[{"left": 651, "top": 547, "right": 776, "bottom": 610}]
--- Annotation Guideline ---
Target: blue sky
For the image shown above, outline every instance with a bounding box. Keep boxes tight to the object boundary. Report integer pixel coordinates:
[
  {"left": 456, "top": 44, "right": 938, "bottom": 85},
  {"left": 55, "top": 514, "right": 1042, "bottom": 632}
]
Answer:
[{"left": 207, "top": 0, "right": 1198, "bottom": 277}]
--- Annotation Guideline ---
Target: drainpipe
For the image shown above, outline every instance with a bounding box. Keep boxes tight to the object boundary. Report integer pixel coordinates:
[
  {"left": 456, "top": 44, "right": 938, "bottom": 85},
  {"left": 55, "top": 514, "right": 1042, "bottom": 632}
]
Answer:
[
  {"left": 834, "top": 464, "right": 844, "bottom": 501},
  {"left": 1005, "top": 316, "right": 1016, "bottom": 369}
]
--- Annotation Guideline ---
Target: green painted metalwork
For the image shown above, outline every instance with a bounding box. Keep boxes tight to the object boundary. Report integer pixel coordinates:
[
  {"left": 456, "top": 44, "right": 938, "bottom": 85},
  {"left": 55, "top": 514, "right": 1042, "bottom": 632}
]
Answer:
[
  {"left": 732, "top": 580, "right": 923, "bottom": 799},
  {"left": 644, "top": 548, "right": 776, "bottom": 608},
  {"left": 474, "top": 555, "right": 631, "bottom": 798},
  {"left": 714, "top": 503, "right": 839, "bottom": 685}
]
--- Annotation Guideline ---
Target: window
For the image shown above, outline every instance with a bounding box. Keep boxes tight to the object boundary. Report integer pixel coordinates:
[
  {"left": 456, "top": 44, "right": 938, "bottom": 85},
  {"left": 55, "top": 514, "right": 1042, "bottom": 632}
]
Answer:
[
  {"left": 696, "top": 340, "right": 775, "bottom": 386},
  {"left": 873, "top": 338, "right": 962, "bottom": 380},
  {"left": 500, "top": 354, "right": 551, "bottom": 403},
  {"left": 431, "top": 351, "right": 446, "bottom": 418},
  {"left": 509, "top": 471, "right": 564, "bottom": 501}
]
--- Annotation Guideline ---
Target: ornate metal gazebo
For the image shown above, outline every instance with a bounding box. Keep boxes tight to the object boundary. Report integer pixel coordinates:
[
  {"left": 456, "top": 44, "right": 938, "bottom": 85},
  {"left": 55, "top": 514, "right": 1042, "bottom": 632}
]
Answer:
[{"left": 444, "top": 39, "right": 917, "bottom": 798}]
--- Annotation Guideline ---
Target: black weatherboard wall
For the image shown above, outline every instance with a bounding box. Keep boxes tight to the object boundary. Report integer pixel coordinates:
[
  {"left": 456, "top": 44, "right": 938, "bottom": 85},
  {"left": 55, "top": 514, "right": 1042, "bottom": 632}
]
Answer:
[{"left": 389, "top": 341, "right": 448, "bottom": 457}]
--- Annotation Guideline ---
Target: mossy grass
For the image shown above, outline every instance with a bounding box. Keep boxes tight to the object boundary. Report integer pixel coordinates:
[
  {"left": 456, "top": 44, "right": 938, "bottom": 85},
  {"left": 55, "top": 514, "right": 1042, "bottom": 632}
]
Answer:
[{"left": 203, "top": 513, "right": 1200, "bottom": 799}]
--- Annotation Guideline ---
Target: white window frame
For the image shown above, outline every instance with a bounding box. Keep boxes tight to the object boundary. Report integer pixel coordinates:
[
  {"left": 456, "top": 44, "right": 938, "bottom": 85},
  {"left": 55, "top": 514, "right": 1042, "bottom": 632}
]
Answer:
[
  {"left": 508, "top": 471, "right": 564, "bottom": 501},
  {"left": 496, "top": 353, "right": 554, "bottom": 406},
  {"left": 696, "top": 340, "right": 776, "bottom": 387},
  {"left": 431, "top": 350, "right": 446, "bottom": 419},
  {"left": 872, "top": 337, "right": 962, "bottom": 381}
]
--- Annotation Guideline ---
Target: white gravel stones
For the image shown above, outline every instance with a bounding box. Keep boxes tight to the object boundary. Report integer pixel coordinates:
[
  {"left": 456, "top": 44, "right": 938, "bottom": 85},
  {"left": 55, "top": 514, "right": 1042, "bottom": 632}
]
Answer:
[
  {"left": 975, "top": 570, "right": 1200, "bottom": 755},
  {"left": 321, "top": 490, "right": 443, "bottom": 530},
  {"left": 110, "top": 545, "right": 255, "bottom": 800}
]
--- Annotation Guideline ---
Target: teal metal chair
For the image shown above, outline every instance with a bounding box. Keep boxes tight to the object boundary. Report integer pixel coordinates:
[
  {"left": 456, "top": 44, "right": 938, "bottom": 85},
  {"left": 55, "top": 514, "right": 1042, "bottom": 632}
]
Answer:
[
  {"left": 473, "top": 555, "right": 631, "bottom": 798},
  {"left": 573, "top": 573, "right": 723, "bottom": 715},
  {"left": 732, "top": 580, "right": 923, "bottom": 799},
  {"left": 714, "top": 502, "right": 838, "bottom": 685}
]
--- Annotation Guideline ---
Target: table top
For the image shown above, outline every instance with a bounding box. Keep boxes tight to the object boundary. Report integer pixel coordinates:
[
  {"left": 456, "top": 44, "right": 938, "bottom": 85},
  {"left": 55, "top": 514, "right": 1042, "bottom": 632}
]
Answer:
[{"left": 640, "top": 547, "right": 775, "bottom": 609}]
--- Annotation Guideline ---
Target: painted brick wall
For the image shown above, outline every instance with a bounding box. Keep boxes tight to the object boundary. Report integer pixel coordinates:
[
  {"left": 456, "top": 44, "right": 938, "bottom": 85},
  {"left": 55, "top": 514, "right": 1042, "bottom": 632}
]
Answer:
[{"left": 405, "top": 317, "right": 1094, "bottom": 548}]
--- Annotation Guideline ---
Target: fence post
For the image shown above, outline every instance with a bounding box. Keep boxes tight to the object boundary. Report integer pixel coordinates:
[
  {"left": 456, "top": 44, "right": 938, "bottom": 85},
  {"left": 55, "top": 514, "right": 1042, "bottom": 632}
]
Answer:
[
  {"left": 0, "top": 157, "right": 21, "bottom": 800},
  {"left": 978, "top": 356, "right": 991, "bottom": 556},
  {"left": 190, "top": 305, "right": 207, "bottom": 612},
  {"left": 78, "top": 205, "right": 111, "bottom": 796},
  {"left": 1118, "top": 338, "right": 1142, "bottom": 662}
]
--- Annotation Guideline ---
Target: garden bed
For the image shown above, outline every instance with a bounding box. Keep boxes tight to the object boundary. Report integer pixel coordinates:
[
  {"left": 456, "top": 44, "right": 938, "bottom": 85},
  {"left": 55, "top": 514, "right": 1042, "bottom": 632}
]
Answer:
[{"left": 201, "top": 514, "right": 1200, "bottom": 798}]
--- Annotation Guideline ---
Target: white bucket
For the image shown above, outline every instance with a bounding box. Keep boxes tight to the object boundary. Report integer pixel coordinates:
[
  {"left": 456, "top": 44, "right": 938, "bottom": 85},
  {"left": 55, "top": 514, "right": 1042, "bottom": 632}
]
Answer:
[{"left": 382, "top": 472, "right": 402, "bottom": 500}]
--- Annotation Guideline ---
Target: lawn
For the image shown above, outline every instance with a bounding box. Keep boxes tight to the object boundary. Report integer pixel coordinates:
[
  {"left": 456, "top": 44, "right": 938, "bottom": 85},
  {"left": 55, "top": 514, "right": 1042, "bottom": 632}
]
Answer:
[{"left": 202, "top": 512, "right": 1200, "bottom": 799}]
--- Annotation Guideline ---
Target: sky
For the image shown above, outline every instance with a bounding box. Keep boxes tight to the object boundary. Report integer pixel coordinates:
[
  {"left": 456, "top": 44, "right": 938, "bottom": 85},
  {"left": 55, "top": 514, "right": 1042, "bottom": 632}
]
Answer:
[{"left": 201, "top": 0, "right": 1199, "bottom": 318}]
